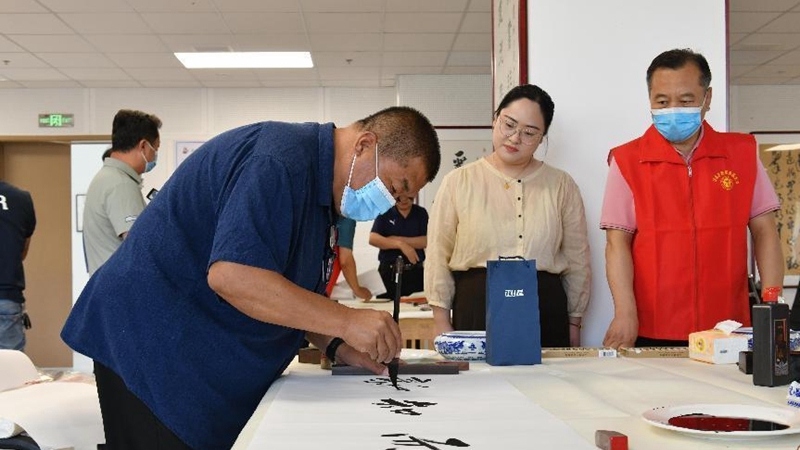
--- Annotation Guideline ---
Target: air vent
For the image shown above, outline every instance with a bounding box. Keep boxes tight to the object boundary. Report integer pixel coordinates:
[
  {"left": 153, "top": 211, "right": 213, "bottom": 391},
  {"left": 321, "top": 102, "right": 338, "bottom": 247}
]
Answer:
[
  {"left": 193, "top": 46, "right": 233, "bottom": 53},
  {"left": 735, "top": 43, "right": 783, "bottom": 51}
]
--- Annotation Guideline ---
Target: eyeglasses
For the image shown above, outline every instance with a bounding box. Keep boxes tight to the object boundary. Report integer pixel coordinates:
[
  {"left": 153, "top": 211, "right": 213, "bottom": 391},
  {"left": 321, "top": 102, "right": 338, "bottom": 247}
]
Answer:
[
  {"left": 498, "top": 117, "right": 542, "bottom": 145},
  {"left": 145, "top": 141, "right": 159, "bottom": 152}
]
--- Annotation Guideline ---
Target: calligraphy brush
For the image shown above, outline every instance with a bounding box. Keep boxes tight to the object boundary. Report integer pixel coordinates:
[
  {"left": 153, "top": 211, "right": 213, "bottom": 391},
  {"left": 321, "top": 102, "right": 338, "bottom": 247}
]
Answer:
[{"left": 388, "top": 256, "right": 403, "bottom": 389}]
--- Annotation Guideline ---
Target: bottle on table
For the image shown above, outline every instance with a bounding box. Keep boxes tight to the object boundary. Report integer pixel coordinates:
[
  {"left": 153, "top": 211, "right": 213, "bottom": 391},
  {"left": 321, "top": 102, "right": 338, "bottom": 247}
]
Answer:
[{"left": 752, "top": 286, "right": 790, "bottom": 387}]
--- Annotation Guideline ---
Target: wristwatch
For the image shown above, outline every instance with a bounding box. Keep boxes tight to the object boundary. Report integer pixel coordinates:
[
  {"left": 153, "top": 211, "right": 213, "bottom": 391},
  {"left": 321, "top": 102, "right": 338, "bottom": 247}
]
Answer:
[{"left": 325, "top": 337, "right": 345, "bottom": 364}]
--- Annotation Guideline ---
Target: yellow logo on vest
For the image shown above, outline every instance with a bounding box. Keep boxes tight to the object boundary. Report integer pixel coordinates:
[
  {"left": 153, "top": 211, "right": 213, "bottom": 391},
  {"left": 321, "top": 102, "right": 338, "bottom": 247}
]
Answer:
[{"left": 712, "top": 170, "right": 740, "bottom": 191}]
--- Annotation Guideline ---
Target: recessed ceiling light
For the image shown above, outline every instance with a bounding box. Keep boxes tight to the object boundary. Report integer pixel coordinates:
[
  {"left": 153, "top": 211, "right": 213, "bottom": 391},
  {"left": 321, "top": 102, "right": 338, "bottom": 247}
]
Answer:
[
  {"left": 764, "top": 143, "right": 800, "bottom": 152},
  {"left": 174, "top": 52, "right": 313, "bottom": 69}
]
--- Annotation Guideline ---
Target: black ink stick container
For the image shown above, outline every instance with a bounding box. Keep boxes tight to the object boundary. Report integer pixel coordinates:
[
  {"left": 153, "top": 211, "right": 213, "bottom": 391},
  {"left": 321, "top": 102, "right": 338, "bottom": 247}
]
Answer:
[{"left": 753, "top": 287, "right": 791, "bottom": 387}]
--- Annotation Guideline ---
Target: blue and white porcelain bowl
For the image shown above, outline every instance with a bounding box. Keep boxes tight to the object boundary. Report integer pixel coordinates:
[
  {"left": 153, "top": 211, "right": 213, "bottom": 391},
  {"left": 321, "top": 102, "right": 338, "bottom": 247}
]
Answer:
[
  {"left": 789, "top": 382, "right": 800, "bottom": 408},
  {"left": 434, "top": 331, "right": 486, "bottom": 361},
  {"left": 733, "top": 327, "right": 800, "bottom": 351}
]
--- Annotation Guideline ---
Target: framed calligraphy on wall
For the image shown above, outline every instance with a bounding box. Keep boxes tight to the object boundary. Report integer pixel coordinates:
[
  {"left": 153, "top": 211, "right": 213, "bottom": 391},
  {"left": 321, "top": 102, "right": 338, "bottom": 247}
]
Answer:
[
  {"left": 492, "top": 0, "right": 528, "bottom": 111},
  {"left": 175, "top": 141, "right": 205, "bottom": 168},
  {"left": 753, "top": 132, "right": 800, "bottom": 288}
]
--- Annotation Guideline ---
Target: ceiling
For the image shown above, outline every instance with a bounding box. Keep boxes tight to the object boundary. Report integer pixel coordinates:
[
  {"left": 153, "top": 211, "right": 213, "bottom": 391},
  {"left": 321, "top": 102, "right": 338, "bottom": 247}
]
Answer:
[
  {"left": 0, "top": 0, "right": 797, "bottom": 89},
  {"left": 730, "top": 0, "right": 800, "bottom": 84}
]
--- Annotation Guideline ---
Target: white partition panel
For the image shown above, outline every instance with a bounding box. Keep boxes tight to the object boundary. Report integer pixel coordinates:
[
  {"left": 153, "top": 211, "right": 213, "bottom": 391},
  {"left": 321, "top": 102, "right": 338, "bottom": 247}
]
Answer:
[
  {"left": 70, "top": 142, "right": 110, "bottom": 372},
  {"left": 91, "top": 88, "right": 206, "bottom": 135},
  {"left": 397, "top": 74, "right": 492, "bottom": 127},
  {"left": 210, "top": 88, "right": 323, "bottom": 132},
  {"left": 323, "top": 87, "right": 396, "bottom": 127}
]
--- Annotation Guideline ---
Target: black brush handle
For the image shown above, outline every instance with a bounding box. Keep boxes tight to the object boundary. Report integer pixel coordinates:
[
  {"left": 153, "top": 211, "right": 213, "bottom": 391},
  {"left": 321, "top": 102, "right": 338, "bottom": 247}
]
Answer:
[
  {"left": 393, "top": 255, "right": 404, "bottom": 322},
  {"left": 390, "top": 256, "right": 404, "bottom": 389}
]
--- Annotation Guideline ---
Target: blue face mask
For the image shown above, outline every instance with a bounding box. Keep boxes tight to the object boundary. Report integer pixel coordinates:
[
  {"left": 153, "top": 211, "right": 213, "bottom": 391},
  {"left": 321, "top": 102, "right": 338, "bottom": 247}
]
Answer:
[
  {"left": 142, "top": 141, "right": 158, "bottom": 173},
  {"left": 340, "top": 144, "right": 396, "bottom": 221},
  {"left": 651, "top": 95, "right": 706, "bottom": 143}
]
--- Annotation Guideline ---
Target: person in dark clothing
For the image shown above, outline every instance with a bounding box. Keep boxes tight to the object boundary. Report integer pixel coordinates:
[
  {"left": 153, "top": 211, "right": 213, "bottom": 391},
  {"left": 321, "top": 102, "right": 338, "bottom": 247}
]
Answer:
[
  {"left": 0, "top": 181, "right": 36, "bottom": 351},
  {"left": 370, "top": 195, "right": 428, "bottom": 299}
]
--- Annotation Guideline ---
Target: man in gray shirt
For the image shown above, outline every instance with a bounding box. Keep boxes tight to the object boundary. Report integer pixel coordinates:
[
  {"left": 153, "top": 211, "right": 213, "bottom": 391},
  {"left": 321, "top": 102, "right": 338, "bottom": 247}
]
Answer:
[{"left": 83, "top": 109, "right": 162, "bottom": 274}]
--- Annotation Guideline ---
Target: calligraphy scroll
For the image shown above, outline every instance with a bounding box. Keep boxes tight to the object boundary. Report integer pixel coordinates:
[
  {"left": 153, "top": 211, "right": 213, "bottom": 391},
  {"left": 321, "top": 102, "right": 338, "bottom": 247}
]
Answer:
[
  {"left": 759, "top": 145, "right": 800, "bottom": 277},
  {"left": 492, "top": 0, "right": 528, "bottom": 111}
]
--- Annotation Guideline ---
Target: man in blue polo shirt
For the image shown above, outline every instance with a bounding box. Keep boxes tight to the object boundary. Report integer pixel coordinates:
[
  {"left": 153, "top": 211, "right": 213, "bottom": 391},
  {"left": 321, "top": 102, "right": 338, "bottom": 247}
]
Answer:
[
  {"left": 61, "top": 106, "right": 440, "bottom": 449},
  {"left": 369, "top": 195, "right": 428, "bottom": 299},
  {"left": 0, "top": 181, "right": 36, "bottom": 351}
]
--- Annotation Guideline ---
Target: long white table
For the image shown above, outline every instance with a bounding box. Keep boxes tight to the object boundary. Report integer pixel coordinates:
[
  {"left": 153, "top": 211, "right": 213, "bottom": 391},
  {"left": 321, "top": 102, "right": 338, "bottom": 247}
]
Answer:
[{"left": 233, "top": 355, "right": 799, "bottom": 449}]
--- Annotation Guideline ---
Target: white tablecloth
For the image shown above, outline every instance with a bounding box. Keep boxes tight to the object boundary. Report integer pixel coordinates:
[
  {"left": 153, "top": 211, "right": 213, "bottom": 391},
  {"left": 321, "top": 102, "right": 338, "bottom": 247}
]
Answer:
[
  {"left": 0, "top": 350, "right": 103, "bottom": 450},
  {"left": 233, "top": 356, "right": 798, "bottom": 449}
]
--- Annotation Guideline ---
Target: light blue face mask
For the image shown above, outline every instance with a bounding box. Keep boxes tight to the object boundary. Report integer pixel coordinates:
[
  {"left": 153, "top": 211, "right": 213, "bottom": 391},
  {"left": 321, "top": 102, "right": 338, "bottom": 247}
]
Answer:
[
  {"left": 142, "top": 141, "right": 158, "bottom": 173},
  {"left": 340, "top": 144, "right": 396, "bottom": 221},
  {"left": 651, "top": 95, "right": 706, "bottom": 143}
]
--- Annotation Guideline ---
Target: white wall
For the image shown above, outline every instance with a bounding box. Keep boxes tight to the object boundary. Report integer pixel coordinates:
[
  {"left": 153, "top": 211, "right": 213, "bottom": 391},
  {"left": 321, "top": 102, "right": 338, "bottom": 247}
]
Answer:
[
  {"left": 527, "top": 0, "right": 728, "bottom": 345},
  {"left": 0, "top": 86, "right": 397, "bottom": 197}
]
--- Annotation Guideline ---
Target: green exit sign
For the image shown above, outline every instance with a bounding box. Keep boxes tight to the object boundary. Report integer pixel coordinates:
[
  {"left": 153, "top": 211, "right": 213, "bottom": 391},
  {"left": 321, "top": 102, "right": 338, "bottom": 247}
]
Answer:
[{"left": 38, "top": 113, "right": 74, "bottom": 128}]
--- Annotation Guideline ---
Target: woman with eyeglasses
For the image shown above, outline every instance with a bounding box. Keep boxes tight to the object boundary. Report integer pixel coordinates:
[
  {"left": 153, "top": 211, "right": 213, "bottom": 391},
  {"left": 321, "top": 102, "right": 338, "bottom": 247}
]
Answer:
[{"left": 425, "top": 84, "right": 591, "bottom": 347}]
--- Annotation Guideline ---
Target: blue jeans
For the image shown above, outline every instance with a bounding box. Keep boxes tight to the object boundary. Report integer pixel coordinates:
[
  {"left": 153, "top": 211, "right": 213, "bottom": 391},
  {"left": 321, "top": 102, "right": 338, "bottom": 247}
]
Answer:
[{"left": 0, "top": 299, "right": 26, "bottom": 351}]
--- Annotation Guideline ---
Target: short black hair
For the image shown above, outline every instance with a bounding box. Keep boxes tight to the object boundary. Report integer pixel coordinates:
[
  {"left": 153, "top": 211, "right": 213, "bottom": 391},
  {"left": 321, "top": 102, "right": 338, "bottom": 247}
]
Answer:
[
  {"left": 646, "top": 48, "right": 712, "bottom": 91},
  {"left": 494, "top": 84, "right": 555, "bottom": 136},
  {"left": 111, "top": 109, "right": 162, "bottom": 152},
  {"left": 358, "top": 106, "right": 441, "bottom": 183}
]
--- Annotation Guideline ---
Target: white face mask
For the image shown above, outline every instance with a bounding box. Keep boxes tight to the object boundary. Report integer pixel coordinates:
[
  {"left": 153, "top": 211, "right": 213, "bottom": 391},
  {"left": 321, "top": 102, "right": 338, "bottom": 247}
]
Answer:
[
  {"left": 142, "top": 141, "right": 158, "bottom": 173},
  {"left": 340, "top": 144, "right": 396, "bottom": 221}
]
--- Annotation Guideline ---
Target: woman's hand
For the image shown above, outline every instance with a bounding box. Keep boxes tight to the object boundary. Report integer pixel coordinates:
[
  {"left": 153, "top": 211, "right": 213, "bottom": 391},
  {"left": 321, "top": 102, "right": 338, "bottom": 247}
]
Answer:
[
  {"left": 569, "top": 322, "right": 581, "bottom": 347},
  {"left": 430, "top": 305, "right": 454, "bottom": 337}
]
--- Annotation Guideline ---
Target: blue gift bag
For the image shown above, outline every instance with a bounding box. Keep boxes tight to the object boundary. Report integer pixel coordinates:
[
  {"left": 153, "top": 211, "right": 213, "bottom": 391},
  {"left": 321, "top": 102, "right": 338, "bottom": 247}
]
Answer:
[{"left": 486, "top": 257, "right": 541, "bottom": 366}]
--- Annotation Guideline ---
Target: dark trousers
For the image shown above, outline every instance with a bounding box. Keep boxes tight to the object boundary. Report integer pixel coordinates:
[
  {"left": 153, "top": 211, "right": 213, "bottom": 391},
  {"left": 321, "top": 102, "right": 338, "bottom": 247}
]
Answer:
[
  {"left": 94, "top": 361, "right": 193, "bottom": 450},
  {"left": 634, "top": 336, "right": 689, "bottom": 347},
  {"left": 377, "top": 262, "right": 424, "bottom": 299},
  {"left": 451, "top": 268, "right": 569, "bottom": 347}
]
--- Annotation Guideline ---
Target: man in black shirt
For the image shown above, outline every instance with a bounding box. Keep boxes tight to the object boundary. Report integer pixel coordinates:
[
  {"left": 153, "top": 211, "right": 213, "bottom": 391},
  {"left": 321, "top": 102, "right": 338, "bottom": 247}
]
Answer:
[
  {"left": 369, "top": 196, "right": 428, "bottom": 299},
  {"left": 0, "top": 181, "right": 36, "bottom": 350}
]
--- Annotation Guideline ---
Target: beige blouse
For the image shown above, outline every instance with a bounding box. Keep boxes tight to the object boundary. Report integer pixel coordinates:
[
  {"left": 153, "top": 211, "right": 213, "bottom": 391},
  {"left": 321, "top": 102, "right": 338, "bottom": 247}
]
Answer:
[{"left": 424, "top": 157, "right": 591, "bottom": 317}]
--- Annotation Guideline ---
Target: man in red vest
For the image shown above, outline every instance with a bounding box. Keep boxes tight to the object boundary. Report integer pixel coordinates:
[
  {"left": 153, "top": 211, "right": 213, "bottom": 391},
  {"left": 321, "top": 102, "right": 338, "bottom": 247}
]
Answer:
[{"left": 600, "top": 48, "right": 784, "bottom": 348}]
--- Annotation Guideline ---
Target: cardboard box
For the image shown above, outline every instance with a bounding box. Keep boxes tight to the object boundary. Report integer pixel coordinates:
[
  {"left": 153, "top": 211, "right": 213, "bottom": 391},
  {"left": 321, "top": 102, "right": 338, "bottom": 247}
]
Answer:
[
  {"left": 298, "top": 347, "right": 321, "bottom": 364},
  {"left": 689, "top": 329, "right": 749, "bottom": 364}
]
